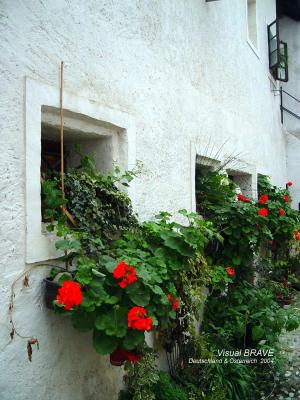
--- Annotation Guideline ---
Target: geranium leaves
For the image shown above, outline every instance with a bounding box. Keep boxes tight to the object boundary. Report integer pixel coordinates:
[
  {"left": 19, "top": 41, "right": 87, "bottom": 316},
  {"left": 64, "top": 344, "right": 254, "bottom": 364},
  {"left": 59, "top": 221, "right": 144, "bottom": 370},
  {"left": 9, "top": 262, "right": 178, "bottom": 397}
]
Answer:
[
  {"left": 126, "top": 282, "right": 150, "bottom": 307},
  {"left": 99, "top": 255, "right": 117, "bottom": 273},
  {"left": 93, "top": 330, "right": 119, "bottom": 355},
  {"left": 122, "top": 330, "right": 145, "bottom": 350},
  {"left": 159, "top": 231, "right": 194, "bottom": 257},
  {"left": 72, "top": 310, "right": 96, "bottom": 332},
  {"left": 75, "top": 256, "right": 97, "bottom": 285},
  {"left": 95, "top": 307, "right": 127, "bottom": 338}
]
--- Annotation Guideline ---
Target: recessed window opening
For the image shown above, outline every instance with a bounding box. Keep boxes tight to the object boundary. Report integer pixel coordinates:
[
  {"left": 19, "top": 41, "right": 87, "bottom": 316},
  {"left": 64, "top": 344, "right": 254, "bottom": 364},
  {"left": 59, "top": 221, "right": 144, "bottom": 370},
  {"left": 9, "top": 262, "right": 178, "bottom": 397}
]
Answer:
[
  {"left": 227, "top": 170, "right": 253, "bottom": 198},
  {"left": 41, "top": 106, "right": 118, "bottom": 223},
  {"left": 195, "top": 156, "right": 221, "bottom": 214},
  {"left": 247, "top": 0, "right": 258, "bottom": 48}
]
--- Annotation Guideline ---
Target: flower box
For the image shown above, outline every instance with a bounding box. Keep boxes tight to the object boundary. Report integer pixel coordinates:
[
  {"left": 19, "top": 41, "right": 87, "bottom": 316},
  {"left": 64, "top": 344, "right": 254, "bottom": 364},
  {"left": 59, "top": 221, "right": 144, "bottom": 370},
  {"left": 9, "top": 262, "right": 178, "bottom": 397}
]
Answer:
[{"left": 44, "top": 278, "right": 60, "bottom": 309}]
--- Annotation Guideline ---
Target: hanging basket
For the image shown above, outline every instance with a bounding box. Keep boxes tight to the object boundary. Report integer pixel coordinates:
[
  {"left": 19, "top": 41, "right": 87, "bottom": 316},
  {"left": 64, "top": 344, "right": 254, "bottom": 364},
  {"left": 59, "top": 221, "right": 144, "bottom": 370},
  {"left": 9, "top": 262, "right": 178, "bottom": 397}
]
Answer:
[
  {"left": 44, "top": 278, "right": 60, "bottom": 309},
  {"left": 110, "top": 348, "right": 128, "bottom": 366}
]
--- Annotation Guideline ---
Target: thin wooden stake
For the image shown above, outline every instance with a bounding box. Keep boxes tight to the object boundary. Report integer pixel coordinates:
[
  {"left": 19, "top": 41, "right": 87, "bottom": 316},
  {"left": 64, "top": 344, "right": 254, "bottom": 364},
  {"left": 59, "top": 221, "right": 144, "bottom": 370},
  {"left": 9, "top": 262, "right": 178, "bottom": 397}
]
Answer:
[
  {"left": 60, "top": 61, "right": 65, "bottom": 201},
  {"left": 59, "top": 61, "right": 69, "bottom": 271}
]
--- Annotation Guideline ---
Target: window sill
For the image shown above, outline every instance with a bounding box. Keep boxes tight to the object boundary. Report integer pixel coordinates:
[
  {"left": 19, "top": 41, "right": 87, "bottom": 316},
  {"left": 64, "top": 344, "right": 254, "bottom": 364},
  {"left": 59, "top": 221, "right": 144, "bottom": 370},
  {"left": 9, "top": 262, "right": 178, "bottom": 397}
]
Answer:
[{"left": 247, "top": 39, "right": 260, "bottom": 59}]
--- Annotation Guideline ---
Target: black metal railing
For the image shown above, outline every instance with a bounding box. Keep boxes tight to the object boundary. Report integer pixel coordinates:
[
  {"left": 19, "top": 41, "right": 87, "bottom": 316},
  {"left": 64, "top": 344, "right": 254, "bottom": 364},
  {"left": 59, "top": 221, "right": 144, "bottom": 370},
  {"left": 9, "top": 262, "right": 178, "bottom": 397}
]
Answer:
[{"left": 276, "top": 87, "right": 300, "bottom": 124}]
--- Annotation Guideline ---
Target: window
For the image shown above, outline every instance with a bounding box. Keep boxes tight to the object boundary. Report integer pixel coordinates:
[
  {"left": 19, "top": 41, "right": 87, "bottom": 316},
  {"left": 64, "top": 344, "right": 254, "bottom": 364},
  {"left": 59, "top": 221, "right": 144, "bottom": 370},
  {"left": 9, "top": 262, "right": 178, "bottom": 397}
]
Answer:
[
  {"left": 267, "top": 20, "right": 288, "bottom": 82},
  {"left": 195, "top": 156, "right": 221, "bottom": 213},
  {"left": 247, "top": 0, "right": 258, "bottom": 48},
  {"left": 25, "top": 78, "right": 136, "bottom": 263},
  {"left": 227, "top": 170, "right": 253, "bottom": 199},
  {"left": 40, "top": 107, "right": 119, "bottom": 222}
]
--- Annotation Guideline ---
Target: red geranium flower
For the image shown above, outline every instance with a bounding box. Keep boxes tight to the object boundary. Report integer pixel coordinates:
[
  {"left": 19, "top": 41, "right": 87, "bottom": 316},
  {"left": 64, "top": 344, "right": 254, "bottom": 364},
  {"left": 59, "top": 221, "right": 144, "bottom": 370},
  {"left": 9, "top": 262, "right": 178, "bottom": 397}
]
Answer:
[
  {"left": 278, "top": 209, "right": 285, "bottom": 216},
  {"left": 258, "top": 194, "right": 268, "bottom": 204},
  {"left": 128, "top": 306, "right": 153, "bottom": 331},
  {"left": 56, "top": 280, "right": 83, "bottom": 311},
  {"left": 127, "top": 352, "right": 143, "bottom": 362},
  {"left": 237, "top": 193, "right": 250, "bottom": 203},
  {"left": 283, "top": 195, "right": 290, "bottom": 202},
  {"left": 258, "top": 208, "right": 268, "bottom": 217},
  {"left": 113, "top": 260, "right": 137, "bottom": 288},
  {"left": 294, "top": 231, "right": 300, "bottom": 241},
  {"left": 226, "top": 267, "right": 235, "bottom": 277},
  {"left": 167, "top": 293, "right": 180, "bottom": 310},
  {"left": 287, "top": 181, "right": 293, "bottom": 187}
]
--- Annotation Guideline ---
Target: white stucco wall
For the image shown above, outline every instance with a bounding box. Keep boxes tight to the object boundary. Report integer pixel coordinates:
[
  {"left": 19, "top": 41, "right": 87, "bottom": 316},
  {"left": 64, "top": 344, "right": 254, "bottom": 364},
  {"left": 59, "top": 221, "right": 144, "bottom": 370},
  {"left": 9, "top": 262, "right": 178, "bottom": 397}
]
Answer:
[
  {"left": 287, "top": 133, "right": 300, "bottom": 210},
  {"left": 279, "top": 17, "right": 300, "bottom": 208},
  {"left": 280, "top": 17, "right": 300, "bottom": 137},
  {"left": 0, "top": 1, "right": 290, "bottom": 399}
]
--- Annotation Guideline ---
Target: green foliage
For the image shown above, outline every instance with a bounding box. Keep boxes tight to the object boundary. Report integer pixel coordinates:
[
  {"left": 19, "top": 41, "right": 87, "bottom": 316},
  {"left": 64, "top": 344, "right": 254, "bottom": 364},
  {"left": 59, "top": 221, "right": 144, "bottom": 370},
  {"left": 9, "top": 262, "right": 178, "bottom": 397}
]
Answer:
[
  {"left": 195, "top": 167, "right": 236, "bottom": 218},
  {"left": 43, "top": 153, "right": 300, "bottom": 399},
  {"left": 44, "top": 153, "right": 217, "bottom": 356},
  {"left": 191, "top": 169, "right": 300, "bottom": 399},
  {"left": 154, "top": 373, "right": 189, "bottom": 400},
  {"left": 203, "top": 282, "right": 300, "bottom": 348},
  {"left": 123, "top": 351, "right": 159, "bottom": 400}
]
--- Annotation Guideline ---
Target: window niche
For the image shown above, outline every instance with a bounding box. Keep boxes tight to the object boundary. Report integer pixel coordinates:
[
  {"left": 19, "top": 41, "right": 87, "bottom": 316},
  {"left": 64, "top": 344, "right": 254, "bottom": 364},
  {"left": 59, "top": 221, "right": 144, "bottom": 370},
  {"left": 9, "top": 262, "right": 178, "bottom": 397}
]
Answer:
[
  {"left": 40, "top": 107, "right": 120, "bottom": 224},
  {"left": 247, "top": 0, "right": 258, "bottom": 49},
  {"left": 41, "top": 106, "right": 119, "bottom": 174},
  {"left": 195, "top": 155, "right": 221, "bottom": 213},
  {"left": 25, "top": 78, "right": 135, "bottom": 263},
  {"left": 227, "top": 170, "right": 254, "bottom": 199}
]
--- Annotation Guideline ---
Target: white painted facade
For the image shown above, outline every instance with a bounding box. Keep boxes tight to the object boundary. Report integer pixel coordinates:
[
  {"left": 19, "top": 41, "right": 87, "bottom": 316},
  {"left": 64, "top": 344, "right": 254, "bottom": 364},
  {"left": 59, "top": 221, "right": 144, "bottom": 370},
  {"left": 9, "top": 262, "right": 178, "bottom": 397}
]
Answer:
[
  {"left": 280, "top": 17, "right": 300, "bottom": 210},
  {"left": 0, "top": 1, "right": 299, "bottom": 399}
]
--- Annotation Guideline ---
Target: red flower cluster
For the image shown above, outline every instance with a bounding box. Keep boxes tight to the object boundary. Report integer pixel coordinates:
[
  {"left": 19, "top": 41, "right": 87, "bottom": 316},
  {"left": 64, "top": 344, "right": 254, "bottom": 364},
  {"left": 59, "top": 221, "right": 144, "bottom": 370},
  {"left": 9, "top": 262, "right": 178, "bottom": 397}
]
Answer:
[
  {"left": 283, "top": 194, "right": 290, "bottom": 202},
  {"left": 110, "top": 348, "right": 143, "bottom": 364},
  {"left": 113, "top": 260, "right": 137, "bottom": 288},
  {"left": 258, "top": 208, "right": 268, "bottom": 217},
  {"left": 278, "top": 208, "right": 285, "bottom": 216},
  {"left": 258, "top": 194, "right": 268, "bottom": 204},
  {"left": 128, "top": 306, "right": 153, "bottom": 331},
  {"left": 167, "top": 293, "right": 180, "bottom": 310},
  {"left": 287, "top": 181, "right": 293, "bottom": 187},
  {"left": 56, "top": 280, "right": 83, "bottom": 311},
  {"left": 294, "top": 231, "right": 300, "bottom": 241},
  {"left": 237, "top": 193, "right": 250, "bottom": 203},
  {"left": 226, "top": 266, "right": 236, "bottom": 277}
]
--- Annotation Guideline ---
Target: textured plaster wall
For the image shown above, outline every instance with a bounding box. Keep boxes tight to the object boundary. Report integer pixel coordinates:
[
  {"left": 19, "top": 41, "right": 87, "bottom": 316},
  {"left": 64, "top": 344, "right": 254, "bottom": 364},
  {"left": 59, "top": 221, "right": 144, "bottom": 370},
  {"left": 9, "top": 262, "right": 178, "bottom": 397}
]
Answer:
[
  {"left": 0, "top": 1, "right": 289, "bottom": 399},
  {"left": 287, "top": 133, "right": 300, "bottom": 210},
  {"left": 280, "top": 17, "right": 300, "bottom": 209},
  {"left": 280, "top": 17, "right": 300, "bottom": 137}
]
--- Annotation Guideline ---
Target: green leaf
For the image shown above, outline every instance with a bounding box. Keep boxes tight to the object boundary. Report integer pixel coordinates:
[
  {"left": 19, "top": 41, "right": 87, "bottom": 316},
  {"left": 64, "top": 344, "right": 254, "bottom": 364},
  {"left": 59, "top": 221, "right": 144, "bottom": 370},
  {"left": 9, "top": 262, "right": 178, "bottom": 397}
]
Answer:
[
  {"left": 92, "top": 269, "right": 106, "bottom": 278},
  {"left": 94, "top": 308, "right": 127, "bottom": 338},
  {"left": 80, "top": 293, "right": 95, "bottom": 311},
  {"left": 75, "top": 256, "right": 98, "bottom": 285},
  {"left": 232, "top": 256, "right": 241, "bottom": 266},
  {"left": 252, "top": 325, "right": 264, "bottom": 341},
  {"left": 55, "top": 239, "right": 81, "bottom": 251},
  {"left": 150, "top": 285, "right": 164, "bottom": 296},
  {"left": 122, "top": 330, "right": 145, "bottom": 350},
  {"left": 105, "top": 296, "right": 119, "bottom": 305},
  {"left": 99, "top": 255, "right": 117, "bottom": 273},
  {"left": 126, "top": 282, "right": 150, "bottom": 307},
  {"left": 93, "top": 330, "right": 119, "bottom": 355},
  {"left": 57, "top": 273, "right": 72, "bottom": 286},
  {"left": 72, "top": 311, "right": 96, "bottom": 332},
  {"left": 160, "top": 231, "right": 194, "bottom": 257},
  {"left": 286, "top": 317, "right": 300, "bottom": 332}
]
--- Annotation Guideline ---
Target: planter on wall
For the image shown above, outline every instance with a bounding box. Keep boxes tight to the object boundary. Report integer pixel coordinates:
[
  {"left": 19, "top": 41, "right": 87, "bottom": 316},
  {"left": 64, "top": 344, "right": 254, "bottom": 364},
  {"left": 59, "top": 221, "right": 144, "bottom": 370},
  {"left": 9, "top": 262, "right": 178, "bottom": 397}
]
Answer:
[
  {"left": 109, "top": 348, "right": 128, "bottom": 366},
  {"left": 44, "top": 278, "right": 60, "bottom": 309}
]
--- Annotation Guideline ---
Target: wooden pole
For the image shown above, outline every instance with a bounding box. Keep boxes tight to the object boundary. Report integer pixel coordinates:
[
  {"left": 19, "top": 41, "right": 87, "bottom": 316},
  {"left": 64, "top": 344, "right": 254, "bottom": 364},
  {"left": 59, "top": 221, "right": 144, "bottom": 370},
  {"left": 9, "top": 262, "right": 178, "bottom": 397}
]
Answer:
[
  {"left": 59, "top": 61, "right": 69, "bottom": 271},
  {"left": 60, "top": 61, "right": 65, "bottom": 201}
]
